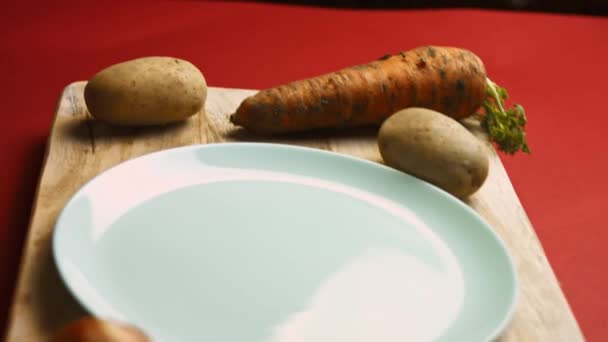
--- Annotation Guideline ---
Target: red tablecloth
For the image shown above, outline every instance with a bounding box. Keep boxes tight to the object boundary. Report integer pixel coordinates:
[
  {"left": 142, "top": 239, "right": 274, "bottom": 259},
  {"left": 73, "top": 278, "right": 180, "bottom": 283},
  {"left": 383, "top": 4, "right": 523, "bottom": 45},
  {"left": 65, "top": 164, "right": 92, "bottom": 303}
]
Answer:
[{"left": 2, "top": 0, "right": 606, "bottom": 339}]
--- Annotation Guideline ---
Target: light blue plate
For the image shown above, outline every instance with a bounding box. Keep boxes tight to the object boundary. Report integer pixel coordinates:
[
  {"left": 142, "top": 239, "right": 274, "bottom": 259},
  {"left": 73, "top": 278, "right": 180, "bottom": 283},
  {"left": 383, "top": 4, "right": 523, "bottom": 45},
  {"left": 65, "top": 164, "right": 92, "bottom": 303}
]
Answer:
[{"left": 53, "top": 142, "right": 517, "bottom": 342}]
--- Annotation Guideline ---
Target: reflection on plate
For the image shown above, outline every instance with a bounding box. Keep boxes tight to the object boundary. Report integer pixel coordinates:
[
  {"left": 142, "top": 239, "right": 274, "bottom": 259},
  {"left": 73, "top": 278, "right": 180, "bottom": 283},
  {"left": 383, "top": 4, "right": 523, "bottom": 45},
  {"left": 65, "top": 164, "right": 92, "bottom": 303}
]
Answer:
[{"left": 53, "top": 142, "right": 517, "bottom": 342}]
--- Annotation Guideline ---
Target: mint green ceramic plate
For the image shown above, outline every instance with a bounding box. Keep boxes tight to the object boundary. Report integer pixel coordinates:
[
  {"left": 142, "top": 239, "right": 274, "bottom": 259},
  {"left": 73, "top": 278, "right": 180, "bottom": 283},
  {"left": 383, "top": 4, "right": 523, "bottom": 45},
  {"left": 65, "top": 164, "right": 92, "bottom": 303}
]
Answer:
[{"left": 53, "top": 142, "right": 517, "bottom": 342}]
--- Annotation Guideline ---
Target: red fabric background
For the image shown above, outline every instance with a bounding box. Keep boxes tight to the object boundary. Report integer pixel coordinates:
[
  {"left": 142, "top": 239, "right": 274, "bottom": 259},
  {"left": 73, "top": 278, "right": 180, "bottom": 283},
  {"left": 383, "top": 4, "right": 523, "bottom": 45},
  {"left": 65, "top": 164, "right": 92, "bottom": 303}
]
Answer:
[{"left": 1, "top": 0, "right": 606, "bottom": 339}]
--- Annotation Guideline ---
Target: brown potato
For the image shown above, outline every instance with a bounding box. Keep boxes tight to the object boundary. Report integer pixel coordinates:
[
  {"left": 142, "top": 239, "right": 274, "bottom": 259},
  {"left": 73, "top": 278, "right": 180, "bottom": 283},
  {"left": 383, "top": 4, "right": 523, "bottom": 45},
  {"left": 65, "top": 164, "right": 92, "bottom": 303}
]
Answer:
[
  {"left": 378, "top": 107, "right": 489, "bottom": 198},
  {"left": 84, "top": 56, "right": 207, "bottom": 126},
  {"left": 50, "top": 317, "right": 150, "bottom": 342}
]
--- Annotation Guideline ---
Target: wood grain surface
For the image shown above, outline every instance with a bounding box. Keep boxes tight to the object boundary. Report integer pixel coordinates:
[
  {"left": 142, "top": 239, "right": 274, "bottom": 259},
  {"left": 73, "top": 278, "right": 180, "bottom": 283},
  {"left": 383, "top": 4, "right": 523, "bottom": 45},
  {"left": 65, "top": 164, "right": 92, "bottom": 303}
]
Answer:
[{"left": 4, "top": 81, "right": 584, "bottom": 341}]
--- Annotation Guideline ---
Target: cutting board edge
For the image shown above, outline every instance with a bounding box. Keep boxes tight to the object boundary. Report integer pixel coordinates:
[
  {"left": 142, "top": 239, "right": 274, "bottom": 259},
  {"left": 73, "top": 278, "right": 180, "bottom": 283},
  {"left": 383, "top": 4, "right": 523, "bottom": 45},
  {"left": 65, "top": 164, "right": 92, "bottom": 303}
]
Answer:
[{"left": 2, "top": 81, "right": 73, "bottom": 342}]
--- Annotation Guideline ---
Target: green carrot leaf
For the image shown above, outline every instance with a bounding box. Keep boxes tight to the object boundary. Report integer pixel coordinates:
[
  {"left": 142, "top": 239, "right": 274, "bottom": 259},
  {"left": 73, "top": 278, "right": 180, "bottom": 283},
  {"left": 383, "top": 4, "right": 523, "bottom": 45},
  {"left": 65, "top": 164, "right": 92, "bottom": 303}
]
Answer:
[{"left": 477, "top": 78, "right": 531, "bottom": 155}]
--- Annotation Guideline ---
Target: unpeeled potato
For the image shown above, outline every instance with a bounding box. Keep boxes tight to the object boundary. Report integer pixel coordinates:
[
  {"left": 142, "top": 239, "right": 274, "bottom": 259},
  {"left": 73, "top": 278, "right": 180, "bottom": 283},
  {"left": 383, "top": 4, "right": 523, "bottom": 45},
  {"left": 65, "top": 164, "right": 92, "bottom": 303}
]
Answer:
[
  {"left": 378, "top": 107, "right": 489, "bottom": 198},
  {"left": 50, "top": 317, "right": 150, "bottom": 342},
  {"left": 84, "top": 56, "right": 207, "bottom": 126}
]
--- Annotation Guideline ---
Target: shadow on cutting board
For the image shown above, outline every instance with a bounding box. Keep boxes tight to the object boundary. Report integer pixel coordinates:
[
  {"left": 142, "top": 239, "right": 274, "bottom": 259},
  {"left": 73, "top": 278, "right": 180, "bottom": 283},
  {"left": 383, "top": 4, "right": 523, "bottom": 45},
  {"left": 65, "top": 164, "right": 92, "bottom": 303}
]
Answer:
[
  {"left": 63, "top": 115, "right": 192, "bottom": 146},
  {"left": 225, "top": 125, "right": 379, "bottom": 142}
]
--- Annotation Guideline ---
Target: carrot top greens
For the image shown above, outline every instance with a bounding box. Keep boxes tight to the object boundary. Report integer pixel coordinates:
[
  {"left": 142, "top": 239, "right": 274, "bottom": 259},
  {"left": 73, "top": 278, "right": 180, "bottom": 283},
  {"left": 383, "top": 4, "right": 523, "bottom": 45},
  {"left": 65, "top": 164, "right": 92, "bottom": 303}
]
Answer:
[{"left": 477, "top": 78, "right": 530, "bottom": 155}]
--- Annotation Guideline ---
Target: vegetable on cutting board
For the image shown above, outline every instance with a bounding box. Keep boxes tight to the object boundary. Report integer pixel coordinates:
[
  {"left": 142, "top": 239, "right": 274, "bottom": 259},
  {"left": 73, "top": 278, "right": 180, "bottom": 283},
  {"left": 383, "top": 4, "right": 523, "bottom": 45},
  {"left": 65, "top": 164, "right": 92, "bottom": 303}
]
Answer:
[
  {"left": 230, "top": 45, "right": 529, "bottom": 155},
  {"left": 50, "top": 317, "right": 151, "bottom": 342},
  {"left": 378, "top": 107, "right": 489, "bottom": 198},
  {"left": 84, "top": 56, "right": 207, "bottom": 126}
]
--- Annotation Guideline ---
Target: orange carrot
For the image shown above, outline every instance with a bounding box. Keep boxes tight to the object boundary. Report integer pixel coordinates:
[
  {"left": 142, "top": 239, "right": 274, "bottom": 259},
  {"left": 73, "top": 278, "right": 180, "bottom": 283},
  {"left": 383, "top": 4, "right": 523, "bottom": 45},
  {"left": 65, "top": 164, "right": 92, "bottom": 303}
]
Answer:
[{"left": 230, "top": 46, "right": 487, "bottom": 134}]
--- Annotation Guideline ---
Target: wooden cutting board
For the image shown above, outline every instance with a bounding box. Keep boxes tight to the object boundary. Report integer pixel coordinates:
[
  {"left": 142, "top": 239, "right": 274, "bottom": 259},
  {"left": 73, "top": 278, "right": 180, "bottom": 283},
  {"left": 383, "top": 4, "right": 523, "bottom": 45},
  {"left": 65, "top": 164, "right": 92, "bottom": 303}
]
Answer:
[{"left": 4, "top": 82, "right": 584, "bottom": 341}]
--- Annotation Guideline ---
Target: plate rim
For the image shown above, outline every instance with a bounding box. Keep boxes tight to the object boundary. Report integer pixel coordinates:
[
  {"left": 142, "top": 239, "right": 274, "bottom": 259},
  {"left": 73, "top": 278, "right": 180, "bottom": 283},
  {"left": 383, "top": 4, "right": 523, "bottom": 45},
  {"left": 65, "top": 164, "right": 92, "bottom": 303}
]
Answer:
[{"left": 52, "top": 141, "right": 519, "bottom": 341}]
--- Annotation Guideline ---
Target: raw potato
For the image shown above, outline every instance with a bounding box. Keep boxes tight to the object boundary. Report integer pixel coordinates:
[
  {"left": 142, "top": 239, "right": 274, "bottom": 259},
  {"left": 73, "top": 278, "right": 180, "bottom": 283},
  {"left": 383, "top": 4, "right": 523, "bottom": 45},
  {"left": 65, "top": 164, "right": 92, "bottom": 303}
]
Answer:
[
  {"left": 84, "top": 56, "right": 207, "bottom": 126},
  {"left": 50, "top": 317, "right": 151, "bottom": 342},
  {"left": 378, "top": 107, "right": 489, "bottom": 198}
]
